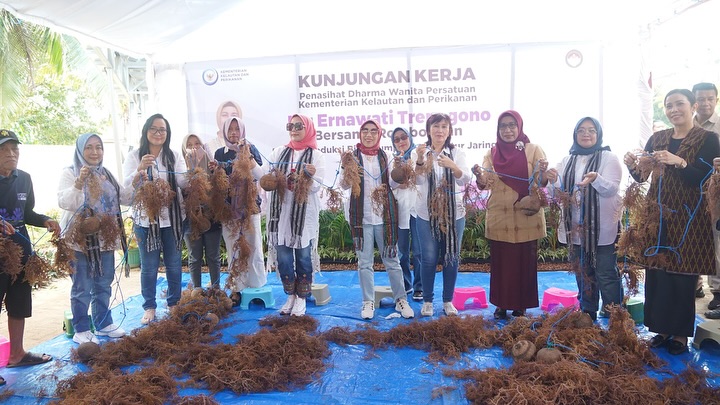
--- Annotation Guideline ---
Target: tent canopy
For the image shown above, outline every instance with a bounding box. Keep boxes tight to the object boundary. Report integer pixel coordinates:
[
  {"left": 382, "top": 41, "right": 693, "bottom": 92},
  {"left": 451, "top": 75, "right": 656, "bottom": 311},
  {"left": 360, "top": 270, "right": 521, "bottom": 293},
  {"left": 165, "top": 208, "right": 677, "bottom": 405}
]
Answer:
[{"left": 0, "top": 0, "right": 708, "bottom": 63}]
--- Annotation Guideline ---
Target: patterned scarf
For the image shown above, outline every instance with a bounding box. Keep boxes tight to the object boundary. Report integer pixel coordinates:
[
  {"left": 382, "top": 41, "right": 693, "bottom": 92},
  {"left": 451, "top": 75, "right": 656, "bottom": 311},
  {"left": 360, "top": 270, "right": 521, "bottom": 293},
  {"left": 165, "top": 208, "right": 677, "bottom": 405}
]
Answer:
[
  {"left": 427, "top": 148, "right": 458, "bottom": 264},
  {"left": 268, "top": 146, "right": 314, "bottom": 248},
  {"left": 146, "top": 152, "right": 183, "bottom": 252},
  {"left": 349, "top": 148, "right": 399, "bottom": 257},
  {"left": 562, "top": 151, "right": 603, "bottom": 268}
]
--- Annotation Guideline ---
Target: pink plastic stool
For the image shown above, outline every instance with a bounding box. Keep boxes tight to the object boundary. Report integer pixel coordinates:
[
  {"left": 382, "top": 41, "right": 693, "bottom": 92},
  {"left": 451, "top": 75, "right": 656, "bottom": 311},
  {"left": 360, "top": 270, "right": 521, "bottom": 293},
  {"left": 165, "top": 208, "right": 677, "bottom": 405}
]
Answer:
[
  {"left": 541, "top": 287, "right": 579, "bottom": 311},
  {"left": 452, "top": 286, "right": 488, "bottom": 310},
  {"left": 0, "top": 336, "right": 10, "bottom": 367}
]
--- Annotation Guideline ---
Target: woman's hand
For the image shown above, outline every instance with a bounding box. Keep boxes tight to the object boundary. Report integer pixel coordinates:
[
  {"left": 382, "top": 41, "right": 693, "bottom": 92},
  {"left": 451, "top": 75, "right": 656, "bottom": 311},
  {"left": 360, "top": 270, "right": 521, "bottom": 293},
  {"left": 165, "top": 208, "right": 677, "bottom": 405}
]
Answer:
[
  {"left": 472, "top": 164, "right": 487, "bottom": 188},
  {"left": 138, "top": 154, "right": 156, "bottom": 172},
  {"left": 132, "top": 171, "right": 147, "bottom": 188},
  {"left": 653, "top": 150, "right": 685, "bottom": 167},
  {"left": 44, "top": 219, "right": 61, "bottom": 236},
  {"left": 303, "top": 163, "right": 316, "bottom": 177},
  {"left": 577, "top": 171, "right": 598, "bottom": 186},
  {"left": 0, "top": 219, "right": 15, "bottom": 235},
  {"left": 208, "top": 160, "right": 218, "bottom": 172},
  {"left": 415, "top": 144, "right": 427, "bottom": 165},
  {"left": 544, "top": 168, "right": 559, "bottom": 184},
  {"left": 624, "top": 151, "right": 639, "bottom": 168},
  {"left": 75, "top": 166, "right": 91, "bottom": 189}
]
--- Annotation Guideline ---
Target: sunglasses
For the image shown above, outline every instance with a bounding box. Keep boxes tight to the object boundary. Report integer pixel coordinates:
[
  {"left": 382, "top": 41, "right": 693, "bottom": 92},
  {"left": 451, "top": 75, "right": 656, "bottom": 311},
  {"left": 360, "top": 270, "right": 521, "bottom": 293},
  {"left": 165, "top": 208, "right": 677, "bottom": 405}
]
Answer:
[
  {"left": 393, "top": 134, "right": 409, "bottom": 143},
  {"left": 286, "top": 122, "right": 305, "bottom": 131}
]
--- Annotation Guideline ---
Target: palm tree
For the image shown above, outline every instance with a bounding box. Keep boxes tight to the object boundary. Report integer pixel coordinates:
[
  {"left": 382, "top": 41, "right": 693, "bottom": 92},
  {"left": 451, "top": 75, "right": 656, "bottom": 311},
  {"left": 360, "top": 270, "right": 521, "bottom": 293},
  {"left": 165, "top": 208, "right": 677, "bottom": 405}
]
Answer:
[{"left": 0, "top": 9, "right": 65, "bottom": 124}]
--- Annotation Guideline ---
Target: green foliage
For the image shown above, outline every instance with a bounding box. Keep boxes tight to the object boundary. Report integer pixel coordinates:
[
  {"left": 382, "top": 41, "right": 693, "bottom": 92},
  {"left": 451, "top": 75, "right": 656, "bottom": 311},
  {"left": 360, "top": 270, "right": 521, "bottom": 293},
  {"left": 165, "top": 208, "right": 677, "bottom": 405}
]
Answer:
[
  {"left": 9, "top": 66, "right": 104, "bottom": 144},
  {"left": 318, "top": 210, "right": 352, "bottom": 251}
]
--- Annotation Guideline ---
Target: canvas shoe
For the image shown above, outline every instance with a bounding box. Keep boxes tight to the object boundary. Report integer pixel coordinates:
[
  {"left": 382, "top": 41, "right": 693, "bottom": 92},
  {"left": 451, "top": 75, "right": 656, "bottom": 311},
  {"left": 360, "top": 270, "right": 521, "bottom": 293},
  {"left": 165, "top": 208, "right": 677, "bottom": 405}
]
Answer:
[
  {"left": 361, "top": 301, "right": 375, "bottom": 319},
  {"left": 395, "top": 298, "right": 415, "bottom": 319},
  {"left": 443, "top": 302, "right": 459, "bottom": 316},
  {"left": 73, "top": 330, "right": 99, "bottom": 345},
  {"left": 279, "top": 294, "right": 297, "bottom": 315},
  {"left": 95, "top": 323, "right": 126, "bottom": 338},
  {"left": 421, "top": 302, "right": 434, "bottom": 317},
  {"left": 291, "top": 297, "right": 307, "bottom": 317},
  {"left": 141, "top": 308, "right": 156, "bottom": 325}
]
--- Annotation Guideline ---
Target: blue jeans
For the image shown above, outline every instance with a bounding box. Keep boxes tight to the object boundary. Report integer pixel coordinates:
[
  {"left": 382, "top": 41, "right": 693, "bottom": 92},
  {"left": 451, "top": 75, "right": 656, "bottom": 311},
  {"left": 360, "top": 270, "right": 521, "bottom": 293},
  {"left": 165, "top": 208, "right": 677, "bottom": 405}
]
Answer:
[
  {"left": 398, "top": 216, "right": 423, "bottom": 293},
  {"left": 276, "top": 242, "right": 313, "bottom": 298},
  {"left": 573, "top": 244, "right": 623, "bottom": 314},
  {"left": 70, "top": 250, "right": 116, "bottom": 332},
  {"left": 135, "top": 225, "right": 183, "bottom": 310},
  {"left": 183, "top": 224, "right": 222, "bottom": 288},
  {"left": 356, "top": 224, "right": 406, "bottom": 302},
  {"left": 416, "top": 217, "right": 466, "bottom": 303}
]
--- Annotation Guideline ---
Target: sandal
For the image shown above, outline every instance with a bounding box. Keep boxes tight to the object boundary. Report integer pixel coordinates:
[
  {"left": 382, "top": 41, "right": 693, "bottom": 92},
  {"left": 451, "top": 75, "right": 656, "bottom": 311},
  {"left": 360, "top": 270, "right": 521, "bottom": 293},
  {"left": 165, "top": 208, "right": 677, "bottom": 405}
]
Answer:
[
  {"left": 648, "top": 334, "right": 670, "bottom": 348},
  {"left": 230, "top": 292, "right": 242, "bottom": 308},
  {"left": 667, "top": 339, "right": 688, "bottom": 355},
  {"left": 6, "top": 352, "right": 52, "bottom": 368},
  {"left": 511, "top": 309, "right": 526, "bottom": 317}
]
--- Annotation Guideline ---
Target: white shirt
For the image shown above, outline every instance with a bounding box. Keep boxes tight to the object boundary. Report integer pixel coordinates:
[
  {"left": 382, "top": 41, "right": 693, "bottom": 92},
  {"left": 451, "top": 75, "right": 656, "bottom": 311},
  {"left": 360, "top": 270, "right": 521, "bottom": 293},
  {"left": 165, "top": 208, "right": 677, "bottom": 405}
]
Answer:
[
  {"left": 267, "top": 146, "right": 325, "bottom": 249},
  {"left": 551, "top": 150, "right": 622, "bottom": 246},
  {"left": 57, "top": 167, "right": 134, "bottom": 251},
  {"left": 415, "top": 146, "right": 472, "bottom": 221},
  {"left": 391, "top": 153, "right": 419, "bottom": 229},
  {"left": 122, "top": 149, "right": 188, "bottom": 227},
  {"left": 341, "top": 151, "right": 400, "bottom": 226}
]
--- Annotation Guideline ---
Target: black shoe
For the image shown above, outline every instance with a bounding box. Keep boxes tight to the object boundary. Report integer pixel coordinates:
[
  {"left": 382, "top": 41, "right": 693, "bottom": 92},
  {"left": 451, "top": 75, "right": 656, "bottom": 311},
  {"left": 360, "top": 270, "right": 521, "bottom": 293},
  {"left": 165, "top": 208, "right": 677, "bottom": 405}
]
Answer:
[
  {"left": 705, "top": 308, "right": 720, "bottom": 319},
  {"left": 667, "top": 339, "right": 688, "bottom": 355},
  {"left": 494, "top": 307, "right": 507, "bottom": 320},
  {"left": 648, "top": 334, "right": 670, "bottom": 348},
  {"left": 412, "top": 291, "right": 423, "bottom": 301},
  {"left": 511, "top": 309, "right": 526, "bottom": 317},
  {"left": 696, "top": 286, "right": 705, "bottom": 298},
  {"left": 708, "top": 293, "right": 720, "bottom": 310}
]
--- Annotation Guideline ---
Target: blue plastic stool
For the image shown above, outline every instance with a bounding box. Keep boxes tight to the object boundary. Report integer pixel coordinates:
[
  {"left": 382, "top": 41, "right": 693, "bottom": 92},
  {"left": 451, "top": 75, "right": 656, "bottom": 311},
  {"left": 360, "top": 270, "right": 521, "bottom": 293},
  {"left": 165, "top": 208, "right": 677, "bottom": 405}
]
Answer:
[{"left": 240, "top": 286, "right": 275, "bottom": 310}]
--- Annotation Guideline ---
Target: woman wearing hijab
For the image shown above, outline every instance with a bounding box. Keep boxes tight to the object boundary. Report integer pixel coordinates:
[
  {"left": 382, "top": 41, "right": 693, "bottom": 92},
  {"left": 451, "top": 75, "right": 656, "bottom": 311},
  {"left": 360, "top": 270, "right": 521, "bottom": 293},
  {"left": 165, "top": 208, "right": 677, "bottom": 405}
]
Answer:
[
  {"left": 267, "top": 114, "right": 325, "bottom": 316},
  {"left": 211, "top": 116, "right": 266, "bottom": 305},
  {"left": 545, "top": 117, "right": 623, "bottom": 321},
  {"left": 415, "top": 113, "right": 472, "bottom": 317},
  {"left": 391, "top": 127, "right": 423, "bottom": 300},
  {"left": 473, "top": 110, "right": 550, "bottom": 320},
  {"left": 623, "top": 89, "right": 720, "bottom": 355},
  {"left": 206, "top": 100, "right": 243, "bottom": 154},
  {"left": 182, "top": 133, "right": 222, "bottom": 288},
  {"left": 342, "top": 119, "right": 414, "bottom": 320},
  {"left": 59, "top": 133, "right": 138, "bottom": 343},
  {"left": 122, "top": 113, "right": 188, "bottom": 325}
]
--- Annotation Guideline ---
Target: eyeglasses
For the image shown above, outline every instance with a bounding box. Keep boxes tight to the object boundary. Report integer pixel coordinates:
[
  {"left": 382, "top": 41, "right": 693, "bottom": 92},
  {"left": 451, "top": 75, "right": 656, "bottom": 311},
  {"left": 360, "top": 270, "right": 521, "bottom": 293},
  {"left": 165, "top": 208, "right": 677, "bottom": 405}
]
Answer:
[
  {"left": 286, "top": 122, "right": 305, "bottom": 131},
  {"left": 498, "top": 122, "right": 517, "bottom": 130},
  {"left": 393, "top": 134, "right": 408, "bottom": 143},
  {"left": 360, "top": 128, "right": 379, "bottom": 135},
  {"left": 149, "top": 127, "right": 167, "bottom": 135},
  {"left": 576, "top": 128, "right": 597, "bottom": 136}
]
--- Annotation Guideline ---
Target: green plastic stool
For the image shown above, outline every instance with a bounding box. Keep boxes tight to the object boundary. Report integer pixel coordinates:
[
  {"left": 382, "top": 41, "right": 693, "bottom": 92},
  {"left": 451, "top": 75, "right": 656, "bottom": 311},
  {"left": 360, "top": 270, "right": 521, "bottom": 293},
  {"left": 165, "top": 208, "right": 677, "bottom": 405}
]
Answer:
[
  {"left": 626, "top": 297, "right": 644, "bottom": 324},
  {"left": 63, "top": 310, "right": 95, "bottom": 337}
]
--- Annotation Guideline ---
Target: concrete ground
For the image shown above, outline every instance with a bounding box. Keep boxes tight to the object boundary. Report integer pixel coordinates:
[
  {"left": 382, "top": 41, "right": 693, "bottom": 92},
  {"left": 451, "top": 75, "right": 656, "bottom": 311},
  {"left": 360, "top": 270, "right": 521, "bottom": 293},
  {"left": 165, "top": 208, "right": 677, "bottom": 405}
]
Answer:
[{"left": 0, "top": 270, "right": 718, "bottom": 351}]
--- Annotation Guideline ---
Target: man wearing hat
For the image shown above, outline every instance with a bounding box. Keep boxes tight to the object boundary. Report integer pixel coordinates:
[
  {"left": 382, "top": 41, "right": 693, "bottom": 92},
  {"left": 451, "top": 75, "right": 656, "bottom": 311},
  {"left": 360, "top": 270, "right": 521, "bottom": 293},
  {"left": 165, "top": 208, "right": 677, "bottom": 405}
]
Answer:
[{"left": 0, "top": 129, "right": 60, "bottom": 378}]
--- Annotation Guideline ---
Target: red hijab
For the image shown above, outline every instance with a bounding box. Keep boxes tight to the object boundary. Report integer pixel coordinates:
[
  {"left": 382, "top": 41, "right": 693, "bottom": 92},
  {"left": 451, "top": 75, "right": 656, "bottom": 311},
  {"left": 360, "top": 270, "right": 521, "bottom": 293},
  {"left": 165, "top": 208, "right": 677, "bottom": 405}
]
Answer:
[
  {"left": 286, "top": 114, "right": 318, "bottom": 150},
  {"left": 491, "top": 110, "right": 531, "bottom": 199},
  {"left": 357, "top": 119, "right": 382, "bottom": 156}
]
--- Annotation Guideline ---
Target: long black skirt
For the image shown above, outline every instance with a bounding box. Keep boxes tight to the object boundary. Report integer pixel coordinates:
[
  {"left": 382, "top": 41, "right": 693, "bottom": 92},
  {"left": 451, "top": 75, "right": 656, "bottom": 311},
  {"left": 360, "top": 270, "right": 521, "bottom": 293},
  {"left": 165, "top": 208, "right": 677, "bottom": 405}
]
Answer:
[{"left": 644, "top": 268, "right": 698, "bottom": 337}]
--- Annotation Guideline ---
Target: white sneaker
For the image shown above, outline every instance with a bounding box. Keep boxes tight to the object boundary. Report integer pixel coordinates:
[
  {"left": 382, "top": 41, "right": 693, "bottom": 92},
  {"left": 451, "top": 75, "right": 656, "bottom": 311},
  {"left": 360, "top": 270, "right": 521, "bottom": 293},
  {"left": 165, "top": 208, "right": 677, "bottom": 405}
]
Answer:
[
  {"left": 280, "top": 295, "right": 297, "bottom": 315},
  {"left": 421, "top": 302, "right": 434, "bottom": 317},
  {"left": 361, "top": 301, "right": 375, "bottom": 319},
  {"left": 395, "top": 298, "right": 415, "bottom": 319},
  {"left": 95, "top": 323, "right": 126, "bottom": 338},
  {"left": 291, "top": 297, "right": 307, "bottom": 316},
  {"left": 141, "top": 308, "right": 156, "bottom": 325},
  {"left": 73, "top": 330, "right": 99, "bottom": 345},
  {"left": 443, "top": 302, "right": 459, "bottom": 316}
]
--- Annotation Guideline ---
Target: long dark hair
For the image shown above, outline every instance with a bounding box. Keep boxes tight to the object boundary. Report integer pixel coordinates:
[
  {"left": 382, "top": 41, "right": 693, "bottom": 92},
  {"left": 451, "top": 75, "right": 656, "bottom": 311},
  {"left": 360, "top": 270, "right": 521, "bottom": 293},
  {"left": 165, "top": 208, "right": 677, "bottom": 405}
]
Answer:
[
  {"left": 139, "top": 113, "right": 175, "bottom": 171},
  {"left": 425, "top": 113, "right": 454, "bottom": 150}
]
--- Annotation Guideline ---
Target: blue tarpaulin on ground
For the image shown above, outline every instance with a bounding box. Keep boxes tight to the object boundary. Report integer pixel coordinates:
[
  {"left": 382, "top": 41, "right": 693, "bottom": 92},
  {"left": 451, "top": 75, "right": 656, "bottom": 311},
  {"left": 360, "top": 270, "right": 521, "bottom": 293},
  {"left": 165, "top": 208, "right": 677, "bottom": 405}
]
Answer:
[{"left": 1, "top": 270, "right": 718, "bottom": 404}]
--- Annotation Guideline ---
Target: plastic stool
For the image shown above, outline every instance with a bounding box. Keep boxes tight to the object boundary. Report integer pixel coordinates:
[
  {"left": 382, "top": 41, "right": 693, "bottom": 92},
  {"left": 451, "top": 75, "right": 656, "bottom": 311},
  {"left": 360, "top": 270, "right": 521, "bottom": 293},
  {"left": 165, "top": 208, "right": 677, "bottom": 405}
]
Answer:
[
  {"left": 693, "top": 320, "right": 720, "bottom": 349},
  {"left": 0, "top": 336, "right": 10, "bottom": 367},
  {"left": 540, "top": 287, "right": 578, "bottom": 311},
  {"left": 240, "top": 286, "right": 275, "bottom": 310},
  {"left": 626, "top": 297, "right": 644, "bottom": 324},
  {"left": 452, "top": 286, "right": 488, "bottom": 310},
  {"left": 310, "top": 283, "right": 331, "bottom": 306},
  {"left": 63, "top": 310, "right": 94, "bottom": 337},
  {"left": 374, "top": 286, "right": 394, "bottom": 307}
]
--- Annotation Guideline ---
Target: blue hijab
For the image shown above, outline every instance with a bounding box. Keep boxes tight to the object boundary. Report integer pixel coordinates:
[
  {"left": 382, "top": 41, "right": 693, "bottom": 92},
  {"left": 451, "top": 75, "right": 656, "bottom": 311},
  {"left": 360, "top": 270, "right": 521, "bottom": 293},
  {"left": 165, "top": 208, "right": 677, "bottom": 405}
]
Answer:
[
  {"left": 568, "top": 117, "right": 611, "bottom": 155},
  {"left": 72, "top": 133, "right": 103, "bottom": 175},
  {"left": 391, "top": 127, "right": 415, "bottom": 160}
]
